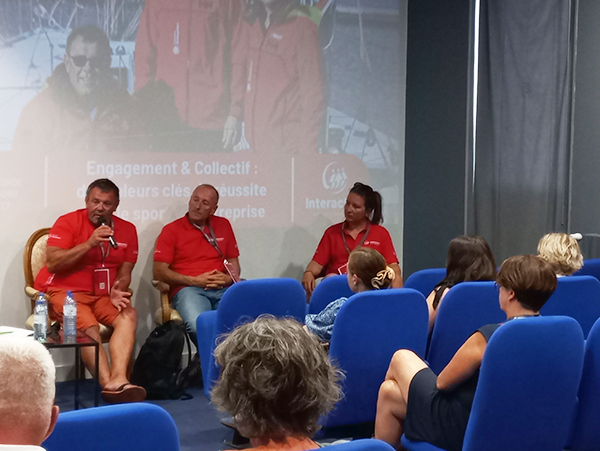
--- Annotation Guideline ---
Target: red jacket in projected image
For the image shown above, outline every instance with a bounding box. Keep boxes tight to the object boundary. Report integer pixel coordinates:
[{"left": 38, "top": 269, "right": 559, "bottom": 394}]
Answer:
[
  {"left": 230, "top": 6, "right": 326, "bottom": 155},
  {"left": 134, "top": 0, "right": 243, "bottom": 130}
]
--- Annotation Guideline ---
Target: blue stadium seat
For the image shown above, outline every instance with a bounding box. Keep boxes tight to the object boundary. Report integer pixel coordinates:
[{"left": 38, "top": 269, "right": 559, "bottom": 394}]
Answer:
[
  {"left": 44, "top": 403, "right": 179, "bottom": 451},
  {"left": 308, "top": 274, "right": 354, "bottom": 315},
  {"left": 402, "top": 316, "right": 585, "bottom": 451},
  {"left": 323, "top": 288, "right": 428, "bottom": 428},
  {"left": 426, "top": 281, "right": 504, "bottom": 374},
  {"left": 573, "top": 258, "right": 600, "bottom": 282},
  {"left": 541, "top": 275, "right": 600, "bottom": 338},
  {"left": 403, "top": 268, "right": 446, "bottom": 297},
  {"left": 197, "top": 278, "right": 306, "bottom": 398},
  {"left": 568, "top": 316, "right": 600, "bottom": 451}
]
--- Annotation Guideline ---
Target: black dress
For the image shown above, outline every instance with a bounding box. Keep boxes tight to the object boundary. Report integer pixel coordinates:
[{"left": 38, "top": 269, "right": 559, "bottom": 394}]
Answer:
[{"left": 403, "top": 323, "right": 500, "bottom": 451}]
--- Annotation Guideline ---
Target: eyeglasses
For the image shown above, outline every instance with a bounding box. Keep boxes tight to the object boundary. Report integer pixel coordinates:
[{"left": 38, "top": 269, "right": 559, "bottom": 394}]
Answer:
[{"left": 67, "top": 53, "right": 105, "bottom": 69}]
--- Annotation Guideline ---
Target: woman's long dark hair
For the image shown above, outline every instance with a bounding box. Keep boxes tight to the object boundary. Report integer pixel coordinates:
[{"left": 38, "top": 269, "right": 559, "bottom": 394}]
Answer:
[
  {"left": 432, "top": 235, "right": 496, "bottom": 309},
  {"left": 349, "top": 182, "right": 383, "bottom": 225}
]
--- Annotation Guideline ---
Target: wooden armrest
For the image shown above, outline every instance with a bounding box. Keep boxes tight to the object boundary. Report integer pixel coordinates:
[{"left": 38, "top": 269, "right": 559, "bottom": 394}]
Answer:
[
  {"left": 25, "top": 287, "right": 49, "bottom": 302},
  {"left": 25, "top": 286, "right": 39, "bottom": 300},
  {"left": 152, "top": 279, "right": 173, "bottom": 324},
  {"left": 151, "top": 279, "right": 171, "bottom": 293}
]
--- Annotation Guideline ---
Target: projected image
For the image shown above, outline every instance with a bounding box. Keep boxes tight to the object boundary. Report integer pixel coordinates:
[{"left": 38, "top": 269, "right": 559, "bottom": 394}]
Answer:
[{"left": 0, "top": 0, "right": 403, "bottom": 230}]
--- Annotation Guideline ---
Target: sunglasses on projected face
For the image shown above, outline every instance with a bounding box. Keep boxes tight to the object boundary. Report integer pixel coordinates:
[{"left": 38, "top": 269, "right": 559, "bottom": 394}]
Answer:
[{"left": 67, "top": 53, "right": 105, "bottom": 69}]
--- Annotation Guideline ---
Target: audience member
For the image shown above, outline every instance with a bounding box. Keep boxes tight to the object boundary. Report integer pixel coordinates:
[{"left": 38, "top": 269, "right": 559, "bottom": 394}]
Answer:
[
  {"left": 212, "top": 316, "right": 343, "bottom": 451},
  {"left": 305, "top": 247, "right": 394, "bottom": 341},
  {"left": 303, "top": 182, "right": 402, "bottom": 298},
  {"left": 0, "top": 337, "right": 59, "bottom": 448},
  {"left": 34, "top": 178, "right": 144, "bottom": 403},
  {"left": 537, "top": 232, "right": 583, "bottom": 276},
  {"left": 374, "top": 255, "right": 557, "bottom": 451},
  {"left": 154, "top": 184, "right": 240, "bottom": 342},
  {"left": 427, "top": 235, "right": 496, "bottom": 332}
]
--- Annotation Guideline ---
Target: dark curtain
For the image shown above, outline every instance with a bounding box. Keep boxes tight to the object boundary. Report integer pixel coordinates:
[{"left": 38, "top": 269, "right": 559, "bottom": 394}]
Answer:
[{"left": 473, "top": 0, "right": 574, "bottom": 261}]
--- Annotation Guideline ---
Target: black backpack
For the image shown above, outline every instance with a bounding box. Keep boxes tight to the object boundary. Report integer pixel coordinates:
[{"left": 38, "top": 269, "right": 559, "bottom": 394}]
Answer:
[{"left": 131, "top": 321, "right": 194, "bottom": 400}]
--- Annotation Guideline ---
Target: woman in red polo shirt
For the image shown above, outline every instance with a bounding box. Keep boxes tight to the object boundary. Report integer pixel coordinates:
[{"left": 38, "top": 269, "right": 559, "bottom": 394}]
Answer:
[{"left": 302, "top": 182, "right": 402, "bottom": 297}]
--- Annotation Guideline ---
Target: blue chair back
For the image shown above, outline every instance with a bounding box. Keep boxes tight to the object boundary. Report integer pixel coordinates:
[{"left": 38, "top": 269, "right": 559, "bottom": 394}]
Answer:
[
  {"left": 574, "top": 258, "right": 600, "bottom": 282},
  {"left": 463, "top": 316, "right": 584, "bottom": 451},
  {"left": 426, "top": 281, "right": 504, "bottom": 374},
  {"left": 403, "top": 268, "right": 446, "bottom": 297},
  {"left": 197, "top": 278, "right": 307, "bottom": 397},
  {"left": 325, "top": 439, "right": 395, "bottom": 451},
  {"left": 569, "top": 316, "right": 600, "bottom": 451},
  {"left": 44, "top": 403, "right": 179, "bottom": 451},
  {"left": 402, "top": 317, "right": 585, "bottom": 451},
  {"left": 541, "top": 275, "right": 600, "bottom": 338},
  {"left": 216, "top": 278, "right": 306, "bottom": 331},
  {"left": 324, "top": 288, "right": 428, "bottom": 427},
  {"left": 308, "top": 274, "right": 355, "bottom": 314}
]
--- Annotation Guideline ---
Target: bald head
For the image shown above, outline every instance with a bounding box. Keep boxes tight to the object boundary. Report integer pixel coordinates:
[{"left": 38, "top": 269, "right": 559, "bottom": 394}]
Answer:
[
  {"left": 196, "top": 184, "right": 219, "bottom": 202},
  {"left": 188, "top": 184, "right": 219, "bottom": 226},
  {"left": 0, "top": 338, "right": 59, "bottom": 445}
]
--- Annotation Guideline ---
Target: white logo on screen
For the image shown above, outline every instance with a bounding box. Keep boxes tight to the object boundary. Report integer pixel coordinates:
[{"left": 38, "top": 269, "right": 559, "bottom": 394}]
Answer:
[{"left": 322, "top": 162, "right": 347, "bottom": 194}]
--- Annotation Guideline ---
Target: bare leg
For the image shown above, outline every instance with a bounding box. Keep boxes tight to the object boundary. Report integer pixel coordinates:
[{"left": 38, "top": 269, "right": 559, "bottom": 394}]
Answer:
[
  {"left": 103, "top": 306, "right": 137, "bottom": 392},
  {"left": 81, "top": 325, "right": 111, "bottom": 388},
  {"left": 375, "top": 350, "right": 428, "bottom": 447}
]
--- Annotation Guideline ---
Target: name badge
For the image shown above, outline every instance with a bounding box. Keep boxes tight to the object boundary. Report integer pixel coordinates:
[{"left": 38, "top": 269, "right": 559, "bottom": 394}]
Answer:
[
  {"left": 93, "top": 268, "right": 111, "bottom": 296},
  {"left": 224, "top": 259, "right": 240, "bottom": 283},
  {"left": 337, "top": 262, "right": 349, "bottom": 275}
]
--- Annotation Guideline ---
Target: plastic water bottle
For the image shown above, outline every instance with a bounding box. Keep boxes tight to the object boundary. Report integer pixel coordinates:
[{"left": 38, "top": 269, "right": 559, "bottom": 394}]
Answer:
[
  {"left": 63, "top": 290, "right": 77, "bottom": 344},
  {"left": 33, "top": 293, "right": 47, "bottom": 342}
]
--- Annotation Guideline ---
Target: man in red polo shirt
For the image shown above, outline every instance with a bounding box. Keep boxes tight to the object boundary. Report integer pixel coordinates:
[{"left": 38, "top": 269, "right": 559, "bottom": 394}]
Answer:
[
  {"left": 35, "top": 178, "right": 144, "bottom": 403},
  {"left": 153, "top": 184, "right": 240, "bottom": 340}
]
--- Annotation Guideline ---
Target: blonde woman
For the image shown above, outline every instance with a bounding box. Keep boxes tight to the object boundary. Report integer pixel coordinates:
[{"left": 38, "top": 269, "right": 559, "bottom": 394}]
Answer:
[
  {"left": 538, "top": 233, "right": 583, "bottom": 276},
  {"left": 305, "top": 247, "right": 395, "bottom": 342}
]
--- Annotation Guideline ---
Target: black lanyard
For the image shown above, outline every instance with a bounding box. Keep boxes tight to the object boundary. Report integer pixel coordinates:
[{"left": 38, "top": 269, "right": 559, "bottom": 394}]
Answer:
[
  {"left": 192, "top": 220, "right": 224, "bottom": 258},
  {"left": 341, "top": 222, "right": 371, "bottom": 255}
]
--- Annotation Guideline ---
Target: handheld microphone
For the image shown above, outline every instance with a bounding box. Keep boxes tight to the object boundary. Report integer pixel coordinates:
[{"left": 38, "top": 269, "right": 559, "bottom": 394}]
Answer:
[{"left": 97, "top": 216, "right": 118, "bottom": 249}]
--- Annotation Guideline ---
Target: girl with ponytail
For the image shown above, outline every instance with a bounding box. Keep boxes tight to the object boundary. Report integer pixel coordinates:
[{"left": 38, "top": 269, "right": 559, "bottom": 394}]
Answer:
[{"left": 305, "top": 247, "right": 395, "bottom": 342}]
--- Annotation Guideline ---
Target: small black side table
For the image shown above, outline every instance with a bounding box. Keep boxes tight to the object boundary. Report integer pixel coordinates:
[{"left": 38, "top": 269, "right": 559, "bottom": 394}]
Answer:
[{"left": 43, "top": 331, "right": 100, "bottom": 409}]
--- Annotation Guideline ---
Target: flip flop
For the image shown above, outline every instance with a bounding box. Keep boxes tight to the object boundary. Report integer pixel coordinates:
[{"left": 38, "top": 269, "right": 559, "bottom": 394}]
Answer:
[{"left": 101, "top": 383, "right": 146, "bottom": 404}]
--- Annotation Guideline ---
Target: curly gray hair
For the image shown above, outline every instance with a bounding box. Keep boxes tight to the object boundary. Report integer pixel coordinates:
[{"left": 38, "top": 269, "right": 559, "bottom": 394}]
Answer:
[{"left": 211, "top": 315, "right": 343, "bottom": 442}]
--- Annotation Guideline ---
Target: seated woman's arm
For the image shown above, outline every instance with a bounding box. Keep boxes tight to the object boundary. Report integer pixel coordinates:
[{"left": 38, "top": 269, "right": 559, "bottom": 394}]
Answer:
[
  {"left": 302, "top": 260, "right": 324, "bottom": 298},
  {"left": 426, "top": 287, "right": 449, "bottom": 333},
  {"left": 436, "top": 331, "right": 488, "bottom": 391}
]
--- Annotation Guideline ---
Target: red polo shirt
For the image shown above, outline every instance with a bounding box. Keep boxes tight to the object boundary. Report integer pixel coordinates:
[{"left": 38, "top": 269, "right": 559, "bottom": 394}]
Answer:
[
  {"left": 154, "top": 214, "right": 239, "bottom": 296},
  {"left": 312, "top": 222, "right": 398, "bottom": 275},
  {"left": 34, "top": 209, "right": 138, "bottom": 293}
]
